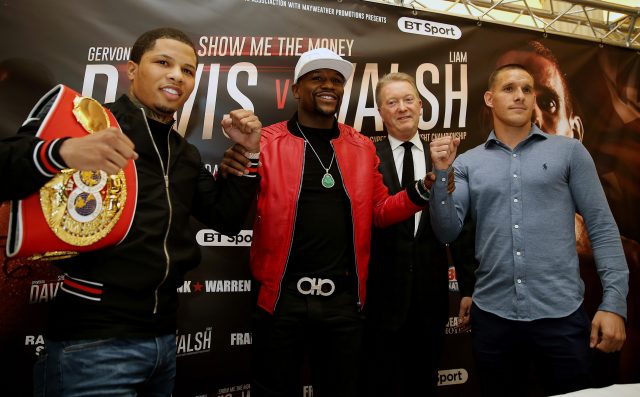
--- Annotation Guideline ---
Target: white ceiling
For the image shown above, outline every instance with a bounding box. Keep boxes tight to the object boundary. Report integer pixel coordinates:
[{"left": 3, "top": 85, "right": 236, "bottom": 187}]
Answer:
[{"left": 365, "top": 0, "right": 640, "bottom": 49}]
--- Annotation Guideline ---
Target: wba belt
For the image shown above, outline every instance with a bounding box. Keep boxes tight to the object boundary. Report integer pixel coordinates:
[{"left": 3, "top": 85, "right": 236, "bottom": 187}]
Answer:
[{"left": 6, "top": 84, "right": 137, "bottom": 260}]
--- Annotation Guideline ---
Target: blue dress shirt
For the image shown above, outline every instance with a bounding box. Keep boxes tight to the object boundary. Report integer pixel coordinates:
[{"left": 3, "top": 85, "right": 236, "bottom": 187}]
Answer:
[{"left": 429, "top": 125, "right": 628, "bottom": 321}]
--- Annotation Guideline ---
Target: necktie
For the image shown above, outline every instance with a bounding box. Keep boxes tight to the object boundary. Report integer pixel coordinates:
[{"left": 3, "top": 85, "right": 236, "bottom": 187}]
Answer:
[
  {"left": 401, "top": 141, "right": 416, "bottom": 234},
  {"left": 401, "top": 141, "right": 414, "bottom": 188}
]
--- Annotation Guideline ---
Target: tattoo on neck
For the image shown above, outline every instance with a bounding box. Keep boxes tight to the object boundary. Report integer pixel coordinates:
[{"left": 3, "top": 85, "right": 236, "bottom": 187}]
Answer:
[{"left": 127, "top": 92, "right": 174, "bottom": 124}]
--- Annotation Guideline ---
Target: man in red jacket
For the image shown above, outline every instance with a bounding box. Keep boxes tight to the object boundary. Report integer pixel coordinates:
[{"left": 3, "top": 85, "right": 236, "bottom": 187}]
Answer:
[{"left": 222, "top": 48, "right": 441, "bottom": 397}]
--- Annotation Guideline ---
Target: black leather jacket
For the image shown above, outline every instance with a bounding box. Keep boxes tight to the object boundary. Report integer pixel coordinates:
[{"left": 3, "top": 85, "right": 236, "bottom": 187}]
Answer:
[{"left": 4, "top": 94, "right": 258, "bottom": 340}]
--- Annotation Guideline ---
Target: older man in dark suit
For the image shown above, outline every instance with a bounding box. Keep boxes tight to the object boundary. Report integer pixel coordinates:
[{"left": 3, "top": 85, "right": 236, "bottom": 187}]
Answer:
[{"left": 362, "top": 72, "right": 476, "bottom": 397}]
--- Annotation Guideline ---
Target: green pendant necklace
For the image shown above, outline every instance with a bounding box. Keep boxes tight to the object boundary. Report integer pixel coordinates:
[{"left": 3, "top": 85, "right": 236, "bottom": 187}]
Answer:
[{"left": 296, "top": 122, "right": 336, "bottom": 189}]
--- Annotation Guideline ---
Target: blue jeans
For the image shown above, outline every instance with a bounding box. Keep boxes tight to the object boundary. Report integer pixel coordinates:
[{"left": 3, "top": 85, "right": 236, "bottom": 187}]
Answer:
[{"left": 33, "top": 334, "right": 176, "bottom": 397}]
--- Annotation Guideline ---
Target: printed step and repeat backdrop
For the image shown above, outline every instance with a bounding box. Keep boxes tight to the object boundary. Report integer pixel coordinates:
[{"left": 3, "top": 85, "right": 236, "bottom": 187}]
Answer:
[{"left": 1, "top": 0, "right": 638, "bottom": 396}]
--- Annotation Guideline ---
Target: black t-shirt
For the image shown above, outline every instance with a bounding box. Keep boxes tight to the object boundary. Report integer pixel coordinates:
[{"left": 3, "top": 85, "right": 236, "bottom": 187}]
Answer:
[{"left": 285, "top": 117, "right": 355, "bottom": 280}]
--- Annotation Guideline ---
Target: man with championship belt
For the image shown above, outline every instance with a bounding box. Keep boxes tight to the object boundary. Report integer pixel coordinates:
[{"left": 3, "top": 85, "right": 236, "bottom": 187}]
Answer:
[{"left": 0, "top": 27, "right": 261, "bottom": 396}]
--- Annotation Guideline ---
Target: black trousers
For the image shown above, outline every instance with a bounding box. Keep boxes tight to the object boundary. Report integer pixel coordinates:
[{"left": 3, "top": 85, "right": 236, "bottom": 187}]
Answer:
[
  {"left": 361, "top": 281, "right": 446, "bottom": 397},
  {"left": 362, "top": 316, "right": 444, "bottom": 397},
  {"left": 471, "top": 303, "right": 592, "bottom": 397},
  {"left": 251, "top": 281, "right": 364, "bottom": 397}
]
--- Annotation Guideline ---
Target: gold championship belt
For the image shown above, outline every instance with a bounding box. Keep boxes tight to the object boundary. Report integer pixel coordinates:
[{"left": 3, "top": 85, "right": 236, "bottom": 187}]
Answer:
[{"left": 5, "top": 84, "right": 137, "bottom": 260}]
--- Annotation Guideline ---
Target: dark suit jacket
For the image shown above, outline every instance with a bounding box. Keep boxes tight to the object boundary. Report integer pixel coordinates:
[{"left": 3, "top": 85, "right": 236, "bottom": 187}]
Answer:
[{"left": 365, "top": 136, "right": 475, "bottom": 331}]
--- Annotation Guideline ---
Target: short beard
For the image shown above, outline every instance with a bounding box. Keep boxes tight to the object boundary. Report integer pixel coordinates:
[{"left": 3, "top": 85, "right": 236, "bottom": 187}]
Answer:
[
  {"left": 314, "top": 101, "right": 339, "bottom": 117},
  {"left": 155, "top": 105, "right": 177, "bottom": 116}
]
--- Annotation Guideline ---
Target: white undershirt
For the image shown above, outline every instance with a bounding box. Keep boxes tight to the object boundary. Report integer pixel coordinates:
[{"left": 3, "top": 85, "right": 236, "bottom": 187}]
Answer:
[{"left": 387, "top": 132, "right": 425, "bottom": 235}]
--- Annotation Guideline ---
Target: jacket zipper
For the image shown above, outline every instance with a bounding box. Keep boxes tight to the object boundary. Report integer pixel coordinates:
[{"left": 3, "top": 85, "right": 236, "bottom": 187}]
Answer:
[
  {"left": 273, "top": 140, "right": 306, "bottom": 309},
  {"left": 140, "top": 109, "right": 174, "bottom": 314}
]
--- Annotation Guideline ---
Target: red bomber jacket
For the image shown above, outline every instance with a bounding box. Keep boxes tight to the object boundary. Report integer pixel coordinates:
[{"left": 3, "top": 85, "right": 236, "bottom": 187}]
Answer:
[{"left": 250, "top": 120, "right": 424, "bottom": 314}]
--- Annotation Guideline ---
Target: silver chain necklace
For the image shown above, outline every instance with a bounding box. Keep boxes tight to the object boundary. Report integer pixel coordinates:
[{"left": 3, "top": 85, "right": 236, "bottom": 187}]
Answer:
[{"left": 295, "top": 122, "right": 336, "bottom": 189}]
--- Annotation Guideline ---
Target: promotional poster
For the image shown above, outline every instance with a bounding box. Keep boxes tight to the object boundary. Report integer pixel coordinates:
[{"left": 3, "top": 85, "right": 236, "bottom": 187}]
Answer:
[{"left": 1, "top": 1, "right": 637, "bottom": 396}]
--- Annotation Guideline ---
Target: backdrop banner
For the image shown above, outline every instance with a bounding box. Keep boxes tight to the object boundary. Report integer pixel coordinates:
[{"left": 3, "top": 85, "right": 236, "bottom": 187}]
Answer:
[{"left": 1, "top": 1, "right": 638, "bottom": 396}]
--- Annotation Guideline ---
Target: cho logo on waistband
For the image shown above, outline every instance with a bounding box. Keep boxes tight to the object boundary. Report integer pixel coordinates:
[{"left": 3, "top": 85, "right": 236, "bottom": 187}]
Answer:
[{"left": 296, "top": 277, "right": 335, "bottom": 296}]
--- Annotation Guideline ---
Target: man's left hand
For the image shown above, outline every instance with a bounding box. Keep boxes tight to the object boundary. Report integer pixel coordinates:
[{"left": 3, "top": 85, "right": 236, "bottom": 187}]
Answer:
[{"left": 590, "top": 310, "right": 626, "bottom": 352}]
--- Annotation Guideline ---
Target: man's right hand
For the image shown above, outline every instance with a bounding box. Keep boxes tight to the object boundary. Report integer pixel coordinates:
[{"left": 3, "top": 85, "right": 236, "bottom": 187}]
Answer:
[
  {"left": 59, "top": 127, "right": 138, "bottom": 175},
  {"left": 422, "top": 168, "right": 455, "bottom": 194},
  {"left": 430, "top": 136, "right": 460, "bottom": 171},
  {"left": 458, "top": 296, "right": 472, "bottom": 331},
  {"left": 220, "top": 143, "right": 254, "bottom": 178},
  {"left": 221, "top": 109, "right": 261, "bottom": 153},
  {"left": 423, "top": 171, "right": 436, "bottom": 190}
]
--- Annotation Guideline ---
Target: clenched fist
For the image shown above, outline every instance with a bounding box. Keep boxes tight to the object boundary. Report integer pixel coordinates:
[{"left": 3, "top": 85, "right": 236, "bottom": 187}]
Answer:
[{"left": 430, "top": 136, "right": 460, "bottom": 171}]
